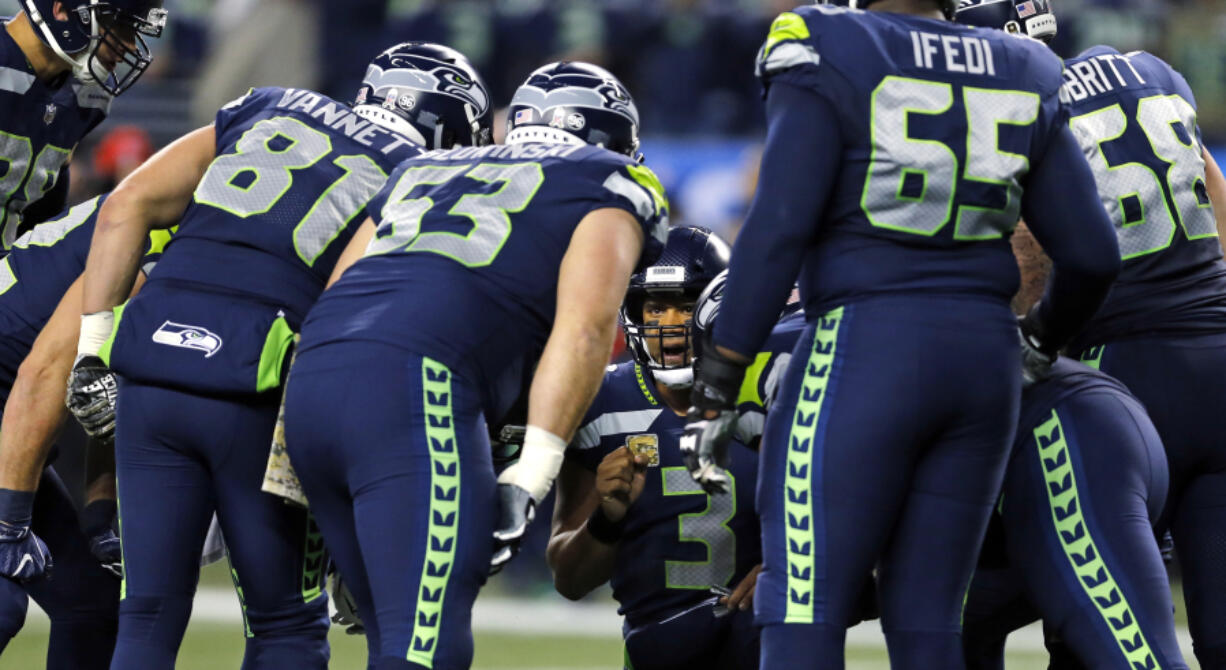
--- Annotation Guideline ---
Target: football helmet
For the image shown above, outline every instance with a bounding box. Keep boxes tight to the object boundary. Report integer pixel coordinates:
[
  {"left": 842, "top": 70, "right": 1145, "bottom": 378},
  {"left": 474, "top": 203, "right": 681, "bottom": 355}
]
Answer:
[
  {"left": 19, "top": 0, "right": 166, "bottom": 95},
  {"left": 505, "top": 61, "right": 642, "bottom": 161},
  {"left": 954, "top": 0, "right": 1057, "bottom": 42},
  {"left": 622, "top": 226, "right": 730, "bottom": 389},
  {"left": 353, "top": 42, "right": 494, "bottom": 150},
  {"left": 818, "top": 0, "right": 959, "bottom": 20}
]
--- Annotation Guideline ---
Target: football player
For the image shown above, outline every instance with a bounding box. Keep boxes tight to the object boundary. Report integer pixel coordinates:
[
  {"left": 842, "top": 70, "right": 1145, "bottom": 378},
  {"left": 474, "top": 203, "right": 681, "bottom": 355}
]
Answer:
[
  {"left": 0, "top": 0, "right": 166, "bottom": 249},
  {"left": 548, "top": 227, "right": 764, "bottom": 670},
  {"left": 66, "top": 43, "right": 492, "bottom": 669},
  {"left": 681, "top": 1, "right": 1121, "bottom": 668},
  {"left": 961, "top": 222, "right": 1188, "bottom": 670},
  {"left": 0, "top": 195, "right": 166, "bottom": 668},
  {"left": 957, "top": 2, "right": 1226, "bottom": 666},
  {"left": 281, "top": 62, "right": 668, "bottom": 670}
]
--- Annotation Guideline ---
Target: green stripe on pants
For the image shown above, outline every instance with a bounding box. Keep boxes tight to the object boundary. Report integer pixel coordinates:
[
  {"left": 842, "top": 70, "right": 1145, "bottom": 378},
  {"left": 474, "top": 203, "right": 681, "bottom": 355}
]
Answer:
[
  {"left": 1033, "top": 409, "right": 1160, "bottom": 669},
  {"left": 408, "top": 357, "right": 461, "bottom": 668},
  {"left": 785, "top": 306, "right": 842, "bottom": 624}
]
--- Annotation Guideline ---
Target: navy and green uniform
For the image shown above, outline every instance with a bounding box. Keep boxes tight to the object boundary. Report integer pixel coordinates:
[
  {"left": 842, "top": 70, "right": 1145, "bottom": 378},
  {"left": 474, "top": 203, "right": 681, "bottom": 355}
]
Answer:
[
  {"left": 1059, "top": 46, "right": 1226, "bottom": 669},
  {"left": 963, "top": 358, "right": 1187, "bottom": 670},
  {"left": 567, "top": 362, "right": 761, "bottom": 670},
  {"left": 0, "top": 23, "right": 111, "bottom": 248},
  {"left": 284, "top": 140, "right": 667, "bottom": 670},
  {"left": 716, "top": 6, "right": 1119, "bottom": 669},
  {"left": 101, "top": 86, "right": 422, "bottom": 670},
  {"left": 0, "top": 195, "right": 165, "bottom": 669}
]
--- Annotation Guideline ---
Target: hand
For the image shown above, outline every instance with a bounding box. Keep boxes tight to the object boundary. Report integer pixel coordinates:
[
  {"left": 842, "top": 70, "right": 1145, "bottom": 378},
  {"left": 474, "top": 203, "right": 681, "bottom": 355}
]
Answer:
[
  {"left": 718, "top": 564, "right": 762, "bottom": 615},
  {"left": 490, "top": 483, "right": 536, "bottom": 576},
  {"left": 88, "top": 529, "right": 122, "bottom": 579},
  {"left": 66, "top": 355, "right": 119, "bottom": 442},
  {"left": 680, "top": 411, "right": 737, "bottom": 494},
  {"left": 0, "top": 522, "right": 52, "bottom": 584},
  {"left": 594, "top": 447, "right": 647, "bottom": 523},
  {"left": 1018, "top": 326, "right": 1056, "bottom": 386},
  {"left": 682, "top": 344, "right": 748, "bottom": 494},
  {"left": 329, "top": 570, "right": 365, "bottom": 635}
]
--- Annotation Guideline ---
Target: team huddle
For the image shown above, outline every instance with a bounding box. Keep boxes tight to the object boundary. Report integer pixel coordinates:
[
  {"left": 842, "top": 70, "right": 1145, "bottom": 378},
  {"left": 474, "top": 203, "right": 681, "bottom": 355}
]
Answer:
[{"left": 0, "top": 0, "right": 1221, "bottom": 668}]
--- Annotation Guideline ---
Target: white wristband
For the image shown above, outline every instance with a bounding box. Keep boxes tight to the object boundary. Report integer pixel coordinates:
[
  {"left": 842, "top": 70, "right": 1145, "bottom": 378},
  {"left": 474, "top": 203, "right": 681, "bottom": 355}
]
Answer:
[
  {"left": 78, "top": 311, "right": 115, "bottom": 357},
  {"left": 497, "top": 424, "right": 567, "bottom": 501}
]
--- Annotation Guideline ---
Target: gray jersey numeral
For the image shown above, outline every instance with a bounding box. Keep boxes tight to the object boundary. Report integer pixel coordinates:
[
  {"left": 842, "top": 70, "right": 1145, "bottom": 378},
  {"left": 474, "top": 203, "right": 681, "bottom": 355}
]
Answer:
[
  {"left": 0, "top": 133, "right": 71, "bottom": 249},
  {"left": 194, "top": 116, "right": 388, "bottom": 267},
  {"left": 661, "top": 467, "right": 736, "bottom": 590},
  {"left": 368, "top": 161, "right": 544, "bottom": 267},
  {"left": 861, "top": 76, "right": 1040, "bottom": 240}
]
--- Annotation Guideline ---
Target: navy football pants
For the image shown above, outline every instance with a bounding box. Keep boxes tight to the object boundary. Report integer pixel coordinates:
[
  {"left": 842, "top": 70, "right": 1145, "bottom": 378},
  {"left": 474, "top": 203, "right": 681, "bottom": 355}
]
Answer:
[
  {"left": 1082, "top": 334, "right": 1226, "bottom": 669},
  {"left": 110, "top": 379, "right": 329, "bottom": 670},
  {"left": 0, "top": 466, "right": 119, "bottom": 669},
  {"left": 755, "top": 297, "right": 1020, "bottom": 670},
  {"left": 285, "top": 343, "right": 496, "bottom": 670},
  {"left": 964, "top": 389, "right": 1186, "bottom": 669},
  {"left": 623, "top": 599, "right": 758, "bottom": 670}
]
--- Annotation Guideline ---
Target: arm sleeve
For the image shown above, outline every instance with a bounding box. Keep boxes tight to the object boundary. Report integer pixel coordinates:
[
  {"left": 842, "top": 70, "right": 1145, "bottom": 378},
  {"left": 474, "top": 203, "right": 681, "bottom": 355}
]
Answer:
[
  {"left": 1021, "top": 123, "right": 1121, "bottom": 349},
  {"left": 21, "top": 165, "right": 70, "bottom": 227},
  {"left": 712, "top": 81, "right": 841, "bottom": 357}
]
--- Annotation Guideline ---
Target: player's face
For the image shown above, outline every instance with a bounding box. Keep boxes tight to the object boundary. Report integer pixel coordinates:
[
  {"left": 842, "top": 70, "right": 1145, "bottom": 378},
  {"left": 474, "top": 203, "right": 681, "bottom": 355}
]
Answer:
[
  {"left": 641, "top": 297, "right": 695, "bottom": 368},
  {"left": 95, "top": 18, "right": 139, "bottom": 72}
]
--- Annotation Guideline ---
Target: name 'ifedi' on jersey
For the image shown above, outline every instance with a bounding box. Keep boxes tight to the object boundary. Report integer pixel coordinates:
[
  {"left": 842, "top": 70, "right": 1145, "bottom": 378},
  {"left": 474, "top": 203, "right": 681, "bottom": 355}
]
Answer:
[
  {"left": 910, "top": 31, "right": 996, "bottom": 75},
  {"left": 273, "top": 88, "right": 419, "bottom": 155}
]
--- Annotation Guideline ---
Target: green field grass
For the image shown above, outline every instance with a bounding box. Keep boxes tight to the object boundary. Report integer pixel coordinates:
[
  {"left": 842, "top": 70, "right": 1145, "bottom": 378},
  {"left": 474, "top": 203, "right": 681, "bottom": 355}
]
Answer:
[{"left": 2, "top": 624, "right": 1054, "bottom": 669}]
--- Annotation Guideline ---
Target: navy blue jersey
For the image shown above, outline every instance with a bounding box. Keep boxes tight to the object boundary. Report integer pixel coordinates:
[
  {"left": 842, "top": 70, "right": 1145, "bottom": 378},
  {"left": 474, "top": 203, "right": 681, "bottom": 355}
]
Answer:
[
  {"left": 754, "top": 5, "right": 1067, "bottom": 314},
  {"left": 0, "top": 195, "right": 167, "bottom": 401},
  {"left": 1061, "top": 47, "right": 1226, "bottom": 351},
  {"left": 0, "top": 26, "right": 109, "bottom": 248},
  {"left": 566, "top": 362, "right": 760, "bottom": 627},
  {"left": 145, "top": 86, "right": 424, "bottom": 326},
  {"left": 1015, "top": 357, "right": 1133, "bottom": 447},
  {"left": 299, "top": 141, "right": 669, "bottom": 420}
]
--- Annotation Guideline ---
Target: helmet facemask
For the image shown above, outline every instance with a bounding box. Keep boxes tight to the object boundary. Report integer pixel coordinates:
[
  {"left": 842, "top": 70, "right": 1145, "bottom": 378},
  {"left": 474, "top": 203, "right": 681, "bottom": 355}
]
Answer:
[
  {"left": 27, "top": 1, "right": 166, "bottom": 95},
  {"left": 621, "top": 292, "right": 698, "bottom": 390}
]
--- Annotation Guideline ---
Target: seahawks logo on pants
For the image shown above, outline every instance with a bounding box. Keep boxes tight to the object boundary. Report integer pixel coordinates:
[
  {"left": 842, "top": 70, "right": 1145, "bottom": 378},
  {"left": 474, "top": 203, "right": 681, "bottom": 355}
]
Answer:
[{"left": 151, "top": 321, "right": 224, "bottom": 358}]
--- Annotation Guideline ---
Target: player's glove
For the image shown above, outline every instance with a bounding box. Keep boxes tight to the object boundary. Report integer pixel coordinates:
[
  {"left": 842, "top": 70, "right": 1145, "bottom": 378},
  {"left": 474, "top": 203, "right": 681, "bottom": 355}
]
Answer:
[
  {"left": 681, "top": 345, "right": 747, "bottom": 494},
  {"left": 328, "top": 570, "right": 365, "bottom": 635},
  {"left": 80, "top": 500, "right": 121, "bottom": 578},
  {"left": 0, "top": 489, "right": 52, "bottom": 583},
  {"left": 490, "top": 483, "right": 535, "bottom": 575},
  {"left": 1018, "top": 312, "right": 1057, "bottom": 387},
  {"left": 66, "top": 354, "right": 119, "bottom": 442}
]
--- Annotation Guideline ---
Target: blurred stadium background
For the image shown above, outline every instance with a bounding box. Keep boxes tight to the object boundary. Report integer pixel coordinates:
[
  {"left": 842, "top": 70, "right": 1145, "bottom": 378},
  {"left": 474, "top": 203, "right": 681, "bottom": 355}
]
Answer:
[{"left": 1, "top": 0, "right": 1221, "bottom": 666}]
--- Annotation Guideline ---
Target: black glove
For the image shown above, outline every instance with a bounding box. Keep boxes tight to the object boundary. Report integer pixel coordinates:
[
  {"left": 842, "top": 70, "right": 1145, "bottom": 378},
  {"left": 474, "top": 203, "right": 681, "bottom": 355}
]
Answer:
[
  {"left": 80, "top": 500, "right": 121, "bottom": 578},
  {"left": 490, "top": 483, "right": 535, "bottom": 575},
  {"left": 329, "top": 569, "right": 365, "bottom": 635},
  {"left": 1018, "top": 313, "right": 1057, "bottom": 387},
  {"left": 681, "top": 345, "right": 747, "bottom": 494},
  {"left": 66, "top": 355, "right": 119, "bottom": 442}
]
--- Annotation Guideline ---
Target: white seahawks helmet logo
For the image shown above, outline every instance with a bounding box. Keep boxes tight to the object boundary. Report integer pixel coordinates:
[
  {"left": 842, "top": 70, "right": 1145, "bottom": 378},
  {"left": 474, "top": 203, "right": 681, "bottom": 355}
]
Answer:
[
  {"left": 361, "top": 62, "right": 490, "bottom": 115},
  {"left": 152, "top": 321, "right": 224, "bottom": 358},
  {"left": 693, "top": 272, "right": 727, "bottom": 334},
  {"left": 510, "top": 80, "right": 639, "bottom": 126}
]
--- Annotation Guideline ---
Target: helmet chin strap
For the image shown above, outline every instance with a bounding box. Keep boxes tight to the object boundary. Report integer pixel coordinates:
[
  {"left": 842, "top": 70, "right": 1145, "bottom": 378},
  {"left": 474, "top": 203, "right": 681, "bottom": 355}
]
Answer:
[{"left": 653, "top": 367, "right": 694, "bottom": 390}]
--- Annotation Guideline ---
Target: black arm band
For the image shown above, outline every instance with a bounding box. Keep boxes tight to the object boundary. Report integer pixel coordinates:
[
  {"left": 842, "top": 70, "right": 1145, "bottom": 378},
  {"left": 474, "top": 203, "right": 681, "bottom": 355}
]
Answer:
[
  {"left": 691, "top": 341, "right": 749, "bottom": 411},
  {"left": 585, "top": 505, "right": 625, "bottom": 545}
]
